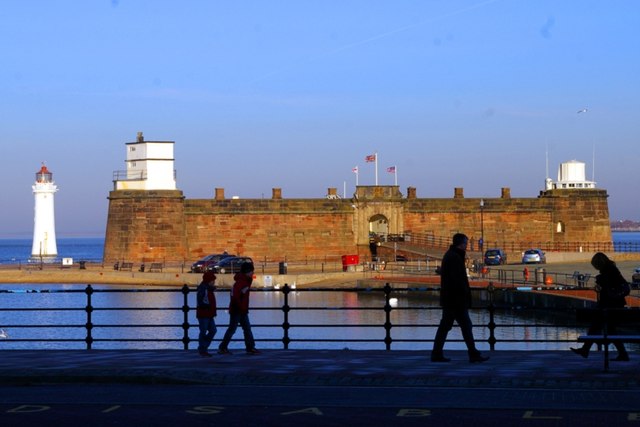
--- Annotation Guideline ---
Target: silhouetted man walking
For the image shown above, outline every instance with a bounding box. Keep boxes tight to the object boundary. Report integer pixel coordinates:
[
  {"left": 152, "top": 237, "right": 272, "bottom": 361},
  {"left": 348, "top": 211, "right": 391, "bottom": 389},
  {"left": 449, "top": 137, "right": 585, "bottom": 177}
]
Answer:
[{"left": 431, "top": 233, "right": 489, "bottom": 363}]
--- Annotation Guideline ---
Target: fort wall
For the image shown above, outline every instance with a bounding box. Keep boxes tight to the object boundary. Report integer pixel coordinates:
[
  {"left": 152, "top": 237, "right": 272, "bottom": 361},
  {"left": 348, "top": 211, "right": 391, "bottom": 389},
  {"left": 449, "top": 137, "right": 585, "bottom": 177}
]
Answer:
[{"left": 103, "top": 186, "right": 612, "bottom": 264}]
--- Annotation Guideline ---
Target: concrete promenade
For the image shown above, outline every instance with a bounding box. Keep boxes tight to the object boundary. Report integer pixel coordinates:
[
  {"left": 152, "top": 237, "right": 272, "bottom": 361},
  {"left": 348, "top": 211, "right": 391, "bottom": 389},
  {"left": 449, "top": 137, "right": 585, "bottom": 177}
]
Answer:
[{"left": 2, "top": 349, "right": 640, "bottom": 425}]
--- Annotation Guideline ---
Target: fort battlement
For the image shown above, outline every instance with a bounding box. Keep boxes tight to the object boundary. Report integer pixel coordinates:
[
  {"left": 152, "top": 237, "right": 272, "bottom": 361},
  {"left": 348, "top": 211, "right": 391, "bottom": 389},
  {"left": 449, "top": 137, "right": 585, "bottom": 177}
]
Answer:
[{"left": 103, "top": 185, "right": 612, "bottom": 264}]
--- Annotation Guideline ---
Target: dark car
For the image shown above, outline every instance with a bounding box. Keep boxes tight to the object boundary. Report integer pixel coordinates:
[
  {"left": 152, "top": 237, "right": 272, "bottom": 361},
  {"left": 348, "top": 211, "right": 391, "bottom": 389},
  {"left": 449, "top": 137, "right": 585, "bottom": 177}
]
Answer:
[
  {"left": 484, "top": 249, "right": 507, "bottom": 266},
  {"left": 632, "top": 267, "right": 640, "bottom": 289},
  {"left": 207, "top": 256, "right": 254, "bottom": 274},
  {"left": 190, "top": 253, "right": 234, "bottom": 273}
]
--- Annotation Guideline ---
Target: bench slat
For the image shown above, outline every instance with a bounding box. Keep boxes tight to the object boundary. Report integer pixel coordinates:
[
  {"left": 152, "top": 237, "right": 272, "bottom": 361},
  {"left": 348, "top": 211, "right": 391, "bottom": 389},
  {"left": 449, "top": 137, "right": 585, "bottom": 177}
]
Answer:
[
  {"left": 578, "top": 335, "right": 640, "bottom": 343},
  {"left": 576, "top": 308, "right": 640, "bottom": 323}
]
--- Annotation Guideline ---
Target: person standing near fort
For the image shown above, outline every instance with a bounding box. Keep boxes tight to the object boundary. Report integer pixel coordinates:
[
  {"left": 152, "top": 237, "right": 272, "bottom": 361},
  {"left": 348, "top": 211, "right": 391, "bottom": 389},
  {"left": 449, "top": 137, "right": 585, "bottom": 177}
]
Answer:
[
  {"left": 218, "top": 262, "right": 260, "bottom": 355},
  {"left": 431, "top": 233, "right": 489, "bottom": 363},
  {"left": 196, "top": 271, "right": 218, "bottom": 357}
]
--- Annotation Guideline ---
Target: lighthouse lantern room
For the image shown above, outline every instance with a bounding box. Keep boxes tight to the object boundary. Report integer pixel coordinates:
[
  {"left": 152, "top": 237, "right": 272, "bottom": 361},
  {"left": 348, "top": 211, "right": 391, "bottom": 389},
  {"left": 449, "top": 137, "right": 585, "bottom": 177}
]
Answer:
[{"left": 31, "top": 164, "right": 58, "bottom": 258}]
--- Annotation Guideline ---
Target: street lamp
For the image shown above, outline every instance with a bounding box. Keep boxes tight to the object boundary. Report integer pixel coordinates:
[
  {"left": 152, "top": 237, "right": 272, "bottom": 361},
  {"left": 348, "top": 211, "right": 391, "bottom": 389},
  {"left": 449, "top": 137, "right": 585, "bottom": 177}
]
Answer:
[{"left": 480, "top": 199, "right": 485, "bottom": 258}]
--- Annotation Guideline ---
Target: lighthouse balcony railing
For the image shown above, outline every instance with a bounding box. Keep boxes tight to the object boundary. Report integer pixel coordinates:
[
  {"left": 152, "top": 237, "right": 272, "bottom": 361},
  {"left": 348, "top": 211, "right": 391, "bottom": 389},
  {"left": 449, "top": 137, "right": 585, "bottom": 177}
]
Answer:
[
  {"left": 112, "top": 170, "right": 177, "bottom": 182},
  {"left": 113, "top": 170, "right": 146, "bottom": 181}
]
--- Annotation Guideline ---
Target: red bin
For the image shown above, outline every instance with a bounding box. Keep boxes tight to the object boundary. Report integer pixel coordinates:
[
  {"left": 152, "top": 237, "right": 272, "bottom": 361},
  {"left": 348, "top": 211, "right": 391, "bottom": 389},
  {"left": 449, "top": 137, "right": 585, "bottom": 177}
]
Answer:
[{"left": 341, "top": 254, "right": 360, "bottom": 271}]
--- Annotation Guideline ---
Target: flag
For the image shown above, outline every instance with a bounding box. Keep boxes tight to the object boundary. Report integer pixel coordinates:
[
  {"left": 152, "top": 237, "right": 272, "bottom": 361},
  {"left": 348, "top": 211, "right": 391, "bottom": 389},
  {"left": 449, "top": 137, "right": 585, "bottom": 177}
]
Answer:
[
  {"left": 387, "top": 166, "right": 396, "bottom": 173},
  {"left": 365, "top": 154, "right": 376, "bottom": 163},
  {"left": 352, "top": 166, "right": 358, "bottom": 173}
]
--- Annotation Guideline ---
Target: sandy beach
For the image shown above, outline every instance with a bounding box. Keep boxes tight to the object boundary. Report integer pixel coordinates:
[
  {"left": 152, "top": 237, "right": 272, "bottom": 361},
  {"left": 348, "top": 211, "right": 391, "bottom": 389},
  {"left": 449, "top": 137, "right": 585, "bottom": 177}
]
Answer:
[{"left": 0, "top": 264, "right": 370, "bottom": 288}]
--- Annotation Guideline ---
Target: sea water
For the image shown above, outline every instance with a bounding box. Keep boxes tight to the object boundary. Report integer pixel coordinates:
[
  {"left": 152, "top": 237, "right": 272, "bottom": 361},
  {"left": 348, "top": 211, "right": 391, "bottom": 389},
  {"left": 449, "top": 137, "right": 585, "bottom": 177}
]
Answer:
[{"left": 0, "top": 237, "right": 104, "bottom": 264}]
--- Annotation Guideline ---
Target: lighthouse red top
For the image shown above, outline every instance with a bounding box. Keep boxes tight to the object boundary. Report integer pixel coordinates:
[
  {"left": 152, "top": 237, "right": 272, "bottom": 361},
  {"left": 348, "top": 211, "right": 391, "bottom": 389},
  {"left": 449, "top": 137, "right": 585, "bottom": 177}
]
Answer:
[{"left": 35, "top": 164, "right": 52, "bottom": 183}]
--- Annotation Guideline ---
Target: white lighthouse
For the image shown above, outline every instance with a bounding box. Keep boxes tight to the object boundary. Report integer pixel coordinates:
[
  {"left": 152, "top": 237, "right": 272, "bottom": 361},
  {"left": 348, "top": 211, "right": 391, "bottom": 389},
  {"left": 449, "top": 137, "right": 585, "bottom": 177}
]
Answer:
[{"left": 31, "top": 164, "right": 58, "bottom": 258}]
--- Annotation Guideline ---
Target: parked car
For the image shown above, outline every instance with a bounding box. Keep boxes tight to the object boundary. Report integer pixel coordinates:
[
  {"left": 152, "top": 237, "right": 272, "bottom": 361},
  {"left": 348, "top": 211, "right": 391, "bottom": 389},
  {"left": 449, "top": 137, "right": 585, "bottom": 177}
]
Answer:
[
  {"left": 484, "top": 249, "right": 507, "bottom": 265},
  {"left": 206, "top": 256, "right": 254, "bottom": 274},
  {"left": 632, "top": 267, "right": 640, "bottom": 288},
  {"left": 190, "top": 253, "right": 234, "bottom": 273},
  {"left": 522, "top": 249, "right": 546, "bottom": 264}
]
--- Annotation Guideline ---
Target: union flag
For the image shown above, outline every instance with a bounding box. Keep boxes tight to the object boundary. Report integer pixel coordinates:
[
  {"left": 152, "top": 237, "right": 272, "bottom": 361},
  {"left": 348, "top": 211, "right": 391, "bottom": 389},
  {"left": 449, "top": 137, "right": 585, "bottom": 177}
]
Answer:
[{"left": 387, "top": 166, "right": 396, "bottom": 173}]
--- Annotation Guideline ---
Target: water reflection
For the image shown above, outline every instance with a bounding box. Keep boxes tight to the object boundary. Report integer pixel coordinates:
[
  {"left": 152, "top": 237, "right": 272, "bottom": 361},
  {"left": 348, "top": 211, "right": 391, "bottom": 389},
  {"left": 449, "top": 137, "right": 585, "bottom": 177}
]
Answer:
[{"left": 0, "top": 284, "right": 583, "bottom": 350}]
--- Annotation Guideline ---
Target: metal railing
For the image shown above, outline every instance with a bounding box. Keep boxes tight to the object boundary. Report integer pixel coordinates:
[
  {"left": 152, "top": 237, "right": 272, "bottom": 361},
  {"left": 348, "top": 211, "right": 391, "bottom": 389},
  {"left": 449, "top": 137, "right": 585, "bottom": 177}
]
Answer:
[
  {"left": 0, "top": 283, "right": 607, "bottom": 350},
  {"left": 112, "top": 170, "right": 177, "bottom": 182},
  {"left": 398, "top": 231, "right": 640, "bottom": 253}
]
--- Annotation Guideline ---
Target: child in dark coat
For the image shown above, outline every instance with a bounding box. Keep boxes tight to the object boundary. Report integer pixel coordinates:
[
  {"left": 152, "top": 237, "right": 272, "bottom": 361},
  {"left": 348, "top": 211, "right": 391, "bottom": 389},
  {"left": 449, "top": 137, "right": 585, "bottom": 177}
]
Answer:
[{"left": 196, "top": 271, "right": 217, "bottom": 357}]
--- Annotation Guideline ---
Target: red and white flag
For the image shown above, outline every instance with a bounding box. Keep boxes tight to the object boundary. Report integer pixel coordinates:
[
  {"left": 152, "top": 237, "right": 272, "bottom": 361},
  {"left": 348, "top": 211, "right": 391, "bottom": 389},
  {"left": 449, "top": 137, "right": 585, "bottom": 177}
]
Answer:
[
  {"left": 387, "top": 166, "right": 396, "bottom": 173},
  {"left": 352, "top": 166, "right": 358, "bottom": 173},
  {"left": 365, "top": 154, "right": 376, "bottom": 163}
]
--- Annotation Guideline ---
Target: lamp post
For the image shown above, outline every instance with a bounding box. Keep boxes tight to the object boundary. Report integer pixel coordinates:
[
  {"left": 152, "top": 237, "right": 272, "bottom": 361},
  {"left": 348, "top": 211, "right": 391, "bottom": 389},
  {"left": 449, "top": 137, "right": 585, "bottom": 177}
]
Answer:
[{"left": 480, "top": 199, "right": 485, "bottom": 260}]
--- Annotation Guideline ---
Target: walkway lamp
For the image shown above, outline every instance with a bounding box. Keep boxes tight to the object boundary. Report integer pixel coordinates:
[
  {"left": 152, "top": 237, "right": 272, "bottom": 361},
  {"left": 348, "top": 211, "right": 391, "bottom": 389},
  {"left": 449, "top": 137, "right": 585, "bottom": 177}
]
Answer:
[{"left": 480, "top": 199, "right": 485, "bottom": 260}]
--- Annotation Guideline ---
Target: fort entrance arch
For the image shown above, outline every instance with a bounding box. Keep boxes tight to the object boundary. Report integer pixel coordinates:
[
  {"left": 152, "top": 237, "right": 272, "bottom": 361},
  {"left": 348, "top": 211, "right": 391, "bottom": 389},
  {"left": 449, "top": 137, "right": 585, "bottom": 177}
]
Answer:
[{"left": 369, "top": 214, "right": 389, "bottom": 238}]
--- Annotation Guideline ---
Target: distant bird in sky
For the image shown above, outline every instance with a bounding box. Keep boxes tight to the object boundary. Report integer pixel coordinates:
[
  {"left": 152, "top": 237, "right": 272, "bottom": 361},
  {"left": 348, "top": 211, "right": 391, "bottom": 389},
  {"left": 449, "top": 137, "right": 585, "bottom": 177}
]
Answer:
[{"left": 577, "top": 108, "right": 588, "bottom": 113}]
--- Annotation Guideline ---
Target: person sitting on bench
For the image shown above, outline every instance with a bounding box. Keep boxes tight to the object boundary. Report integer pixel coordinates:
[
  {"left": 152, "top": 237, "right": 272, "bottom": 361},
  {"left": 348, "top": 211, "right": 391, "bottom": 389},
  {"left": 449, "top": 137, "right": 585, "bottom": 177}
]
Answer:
[{"left": 571, "top": 252, "right": 630, "bottom": 361}]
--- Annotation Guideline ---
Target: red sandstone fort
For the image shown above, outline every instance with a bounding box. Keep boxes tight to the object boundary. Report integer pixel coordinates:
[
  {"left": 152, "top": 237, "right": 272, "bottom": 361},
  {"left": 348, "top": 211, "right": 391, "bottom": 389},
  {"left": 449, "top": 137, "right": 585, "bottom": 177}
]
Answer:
[{"left": 103, "top": 133, "right": 612, "bottom": 264}]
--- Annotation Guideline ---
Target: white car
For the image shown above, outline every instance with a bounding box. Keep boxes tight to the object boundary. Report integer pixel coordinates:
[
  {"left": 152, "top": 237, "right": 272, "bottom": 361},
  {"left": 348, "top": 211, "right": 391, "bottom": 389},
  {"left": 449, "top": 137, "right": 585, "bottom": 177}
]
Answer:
[{"left": 522, "top": 249, "right": 546, "bottom": 264}]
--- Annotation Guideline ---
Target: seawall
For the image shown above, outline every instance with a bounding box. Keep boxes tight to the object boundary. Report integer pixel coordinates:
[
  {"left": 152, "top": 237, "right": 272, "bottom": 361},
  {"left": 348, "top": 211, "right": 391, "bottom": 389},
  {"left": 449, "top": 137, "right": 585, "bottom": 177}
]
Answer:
[{"left": 104, "top": 185, "right": 613, "bottom": 265}]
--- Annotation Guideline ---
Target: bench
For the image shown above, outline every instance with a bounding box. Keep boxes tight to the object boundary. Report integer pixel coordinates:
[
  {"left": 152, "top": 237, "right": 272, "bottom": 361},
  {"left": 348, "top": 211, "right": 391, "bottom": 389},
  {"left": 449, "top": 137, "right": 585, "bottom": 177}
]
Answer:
[
  {"left": 148, "top": 262, "right": 163, "bottom": 273},
  {"left": 576, "top": 308, "right": 640, "bottom": 371},
  {"left": 119, "top": 262, "right": 133, "bottom": 271}
]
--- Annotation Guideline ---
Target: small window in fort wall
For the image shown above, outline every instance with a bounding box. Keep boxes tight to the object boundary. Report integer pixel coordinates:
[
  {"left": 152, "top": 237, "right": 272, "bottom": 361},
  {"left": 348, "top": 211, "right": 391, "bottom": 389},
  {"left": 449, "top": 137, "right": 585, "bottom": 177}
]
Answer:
[
  {"left": 129, "top": 146, "right": 136, "bottom": 152},
  {"left": 556, "top": 221, "right": 565, "bottom": 233}
]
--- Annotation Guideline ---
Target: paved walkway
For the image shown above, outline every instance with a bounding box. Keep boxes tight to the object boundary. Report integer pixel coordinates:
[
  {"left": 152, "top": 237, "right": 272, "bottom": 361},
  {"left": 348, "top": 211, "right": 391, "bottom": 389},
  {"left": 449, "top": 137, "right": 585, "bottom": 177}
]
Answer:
[
  {"left": 2, "top": 350, "right": 640, "bottom": 425},
  {"left": 1, "top": 348, "right": 639, "bottom": 389}
]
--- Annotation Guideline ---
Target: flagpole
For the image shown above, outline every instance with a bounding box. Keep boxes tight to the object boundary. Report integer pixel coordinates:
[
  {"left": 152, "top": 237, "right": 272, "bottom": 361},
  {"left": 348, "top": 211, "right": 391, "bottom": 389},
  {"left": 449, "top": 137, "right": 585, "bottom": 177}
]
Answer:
[
  {"left": 394, "top": 166, "right": 398, "bottom": 186},
  {"left": 375, "top": 152, "right": 378, "bottom": 185}
]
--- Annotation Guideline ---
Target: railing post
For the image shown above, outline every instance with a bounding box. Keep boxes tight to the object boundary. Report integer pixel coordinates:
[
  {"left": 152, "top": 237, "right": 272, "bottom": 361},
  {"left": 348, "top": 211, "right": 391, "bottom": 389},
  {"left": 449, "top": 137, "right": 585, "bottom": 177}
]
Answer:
[
  {"left": 84, "top": 285, "right": 94, "bottom": 350},
  {"left": 281, "top": 284, "right": 291, "bottom": 349},
  {"left": 181, "top": 284, "right": 191, "bottom": 350},
  {"left": 487, "top": 282, "right": 496, "bottom": 351},
  {"left": 383, "top": 283, "right": 393, "bottom": 350}
]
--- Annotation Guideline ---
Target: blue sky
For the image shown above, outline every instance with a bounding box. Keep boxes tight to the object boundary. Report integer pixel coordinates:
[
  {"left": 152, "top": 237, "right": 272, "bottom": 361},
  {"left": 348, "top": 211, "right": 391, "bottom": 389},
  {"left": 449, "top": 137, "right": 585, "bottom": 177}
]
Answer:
[{"left": 1, "top": 0, "right": 639, "bottom": 238}]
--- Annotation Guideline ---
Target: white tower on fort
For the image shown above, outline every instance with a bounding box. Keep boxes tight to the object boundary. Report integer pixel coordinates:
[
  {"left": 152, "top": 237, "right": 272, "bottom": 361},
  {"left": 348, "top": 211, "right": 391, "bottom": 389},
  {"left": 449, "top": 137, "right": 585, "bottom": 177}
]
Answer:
[
  {"left": 548, "top": 160, "right": 596, "bottom": 190},
  {"left": 31, "top": 164, "right": 58, "bottom": 258},
  {"left": 113, "top": 132, "right": 176, "bottom": 190}
]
